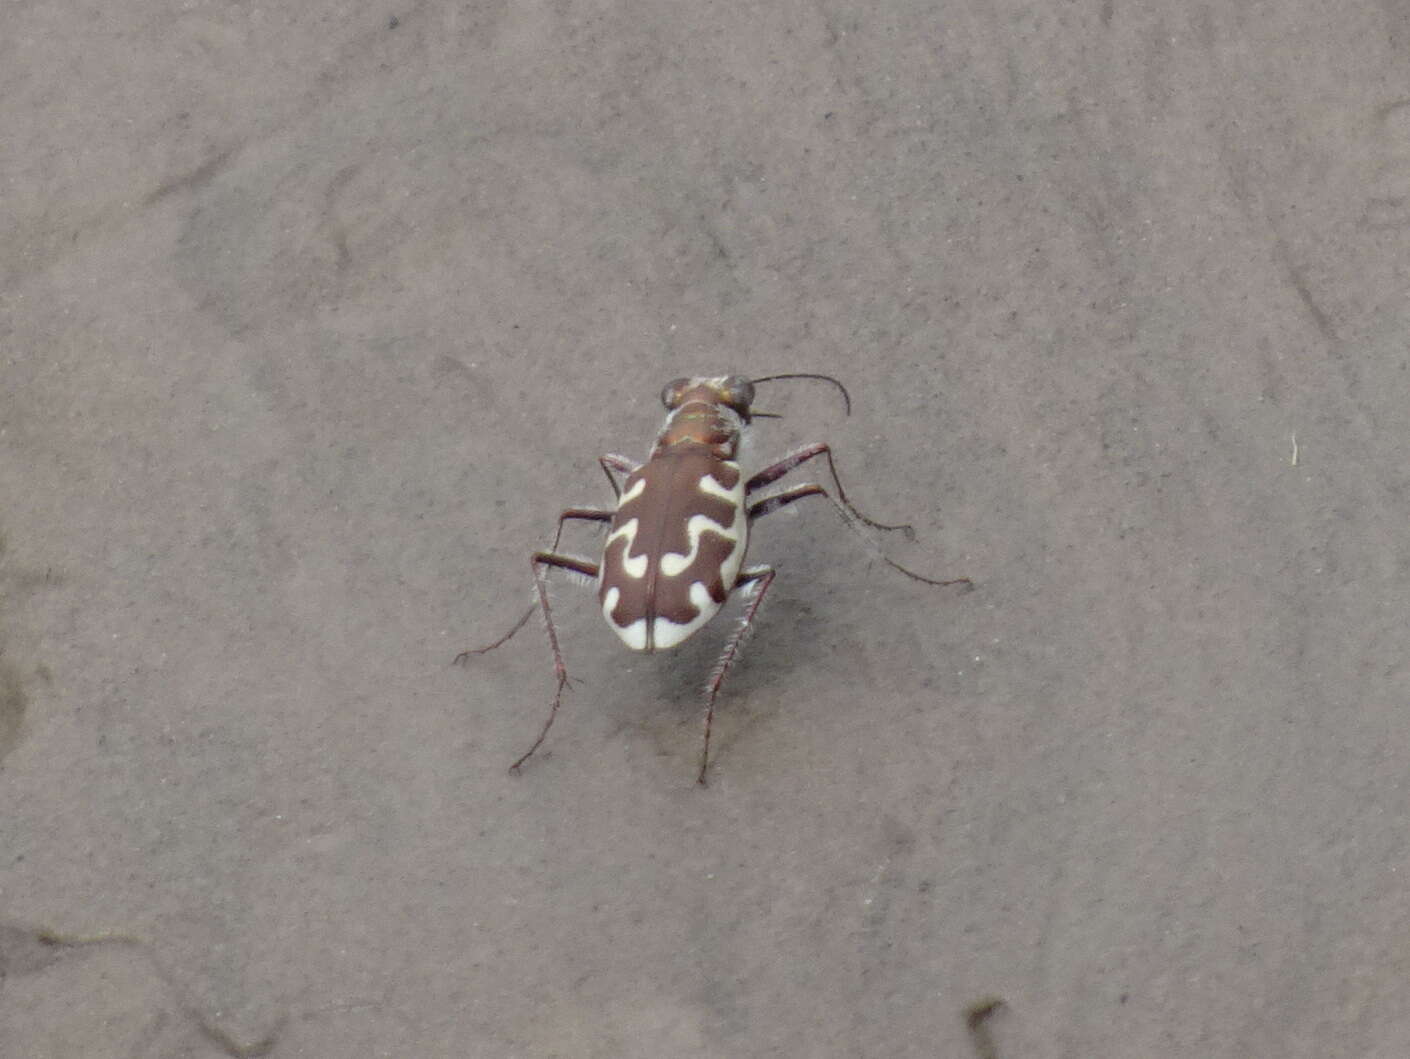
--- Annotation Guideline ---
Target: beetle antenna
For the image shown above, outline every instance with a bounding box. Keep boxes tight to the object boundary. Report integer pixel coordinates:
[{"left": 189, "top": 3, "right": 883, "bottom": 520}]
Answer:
[
  {"left": 751, "top": 411, "right": 785, "bottom": 420},
  {"left": 750, "top": 373, "right": 852, "bottom": 416}
]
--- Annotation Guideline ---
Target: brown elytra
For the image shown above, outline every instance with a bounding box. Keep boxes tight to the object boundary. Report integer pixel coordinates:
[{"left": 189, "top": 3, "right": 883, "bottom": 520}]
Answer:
[{"left": 599, "top": 378, "right": 752, "bottom": 651}]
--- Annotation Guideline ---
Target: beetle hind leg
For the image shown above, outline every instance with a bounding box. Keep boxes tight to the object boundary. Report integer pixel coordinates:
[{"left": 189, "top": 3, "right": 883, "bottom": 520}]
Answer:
[
  {"left": 697, "top": 565, "right": 776, "bottom": 786},
  {"left": 498, "top": 550, "right": 602, "bottom": 773}
]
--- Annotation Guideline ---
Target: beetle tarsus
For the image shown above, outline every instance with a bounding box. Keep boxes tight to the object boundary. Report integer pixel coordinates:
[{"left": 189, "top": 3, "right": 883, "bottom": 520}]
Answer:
[{"left": 454, "top": 605, "right": 536, "bottom": 665}]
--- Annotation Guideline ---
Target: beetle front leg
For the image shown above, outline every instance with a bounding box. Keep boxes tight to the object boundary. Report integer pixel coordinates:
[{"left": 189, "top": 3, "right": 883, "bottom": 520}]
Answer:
[
  {"left": 746, "top": 443, "right": 914, "bottom": 537},
  {"left": 598, "top": 454, "right": 639, "bottom": 499},
  {"left": 698, "top": 565, "right": 776, "bottom": 786}
]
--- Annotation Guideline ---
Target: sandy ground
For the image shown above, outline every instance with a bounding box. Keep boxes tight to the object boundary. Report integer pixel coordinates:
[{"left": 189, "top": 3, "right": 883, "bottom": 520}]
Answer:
[{"left": 4, "top": 2, "right": 1410, "bottom": 1056}]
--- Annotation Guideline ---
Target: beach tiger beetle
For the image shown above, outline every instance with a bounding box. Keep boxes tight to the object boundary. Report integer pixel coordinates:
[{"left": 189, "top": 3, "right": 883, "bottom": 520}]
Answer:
[{"left": 457, "top": 373, "right": 971, "bottom": 784}]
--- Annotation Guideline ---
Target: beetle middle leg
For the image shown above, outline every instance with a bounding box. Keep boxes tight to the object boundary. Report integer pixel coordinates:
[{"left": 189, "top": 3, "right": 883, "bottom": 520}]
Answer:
[
  {"left": 454, "top": 506, "right": 613, "bottom": 664},
  {"left": 749, "top": 484, "right": 971, "bottom": 588},
  {"left": 747, "top": 442, "right": 915, "bottom": 537}
]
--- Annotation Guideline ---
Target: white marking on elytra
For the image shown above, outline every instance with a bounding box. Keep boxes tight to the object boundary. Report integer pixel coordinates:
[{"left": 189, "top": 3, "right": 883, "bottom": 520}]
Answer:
[
  {"left": 603, "top": 517, "right": 647, "bottom": 578},
  {"left": 660, "top": 513, "right": 740, "bottom": 576},
  {"left": 651, "top": 582, "right": 719, "bottom": 649},
  {"left": 658, "top": 467, "right": 745, "bottom": 579},
  {"left": 697, "top": 471, "right": 738, "bottom": 502},
  {"left": 601, "top": 587, "right": 650, "bottom": 649},
  {"left": 599, "top": 586, "right": 647, "bottom": 648},
  {"left": 620, "top": 621, "right": 647, "bottom": 650},
  {"left": 598, "top": 475, "right": 649, "bottom": 581}
]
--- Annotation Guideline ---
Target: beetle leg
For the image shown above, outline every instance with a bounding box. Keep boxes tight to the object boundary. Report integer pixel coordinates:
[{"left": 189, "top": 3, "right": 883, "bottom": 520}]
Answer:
[
  {"left": 454, "top": 507, "right": 613, "bottom": 664},
  {"left": 698, "top": 565, "right": 776, "bottom": 786},
  {"left": 599, "top": 453, "right": 639, "bottom": 499},
  {"left": 507, "top": 550, "right": 602, "bottom": 774},
  {"left": 552, "top": 507, "right": 615, "bottom": 540},
  {"left": 455, "top": 604, "right": 536, "bottom": 662},
  {"left": 746, "top": 442, "right": 915, "bottom": 537},
  {"left": 748, "top": 484, "right": 971, "bottom": 589}
]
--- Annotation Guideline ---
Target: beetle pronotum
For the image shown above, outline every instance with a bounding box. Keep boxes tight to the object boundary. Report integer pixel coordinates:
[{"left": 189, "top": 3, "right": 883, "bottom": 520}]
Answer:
[{"left": 458, "top": 373, "right": 970, "bottom": 784}]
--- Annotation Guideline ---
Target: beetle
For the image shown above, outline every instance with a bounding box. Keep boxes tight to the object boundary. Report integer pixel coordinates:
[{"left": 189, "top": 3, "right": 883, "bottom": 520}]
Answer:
[{"left": 457, "top": 373, "right": 970, "bottom": 784}]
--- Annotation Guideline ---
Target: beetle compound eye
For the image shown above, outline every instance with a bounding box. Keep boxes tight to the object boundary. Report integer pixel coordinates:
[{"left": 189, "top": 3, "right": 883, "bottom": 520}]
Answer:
[
  {"left": 661, "top": 378, "right": 691, "bottom": 408},
  {"left": 722, "top": 377, "right": 755, "bottom": 413}
]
